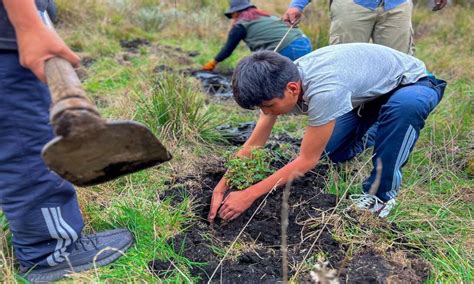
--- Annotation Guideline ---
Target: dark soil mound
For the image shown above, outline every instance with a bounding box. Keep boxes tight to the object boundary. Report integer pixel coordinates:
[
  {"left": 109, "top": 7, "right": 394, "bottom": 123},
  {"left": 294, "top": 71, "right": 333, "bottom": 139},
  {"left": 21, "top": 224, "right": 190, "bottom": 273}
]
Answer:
[
  {"left": 152, "top": 149, "right": 430, "bottom": 283},
  {"left": 343, "top": 249, "right": 431, "bottom": 283},
  {"left": 157, "top": 160, "right": 339, "bottom": 283},
  {"left": 148, "top": 259, "right": 174, "bottom": 278},
  {"left": 119, "top": 38, "right": 150, "bottom": 51}
]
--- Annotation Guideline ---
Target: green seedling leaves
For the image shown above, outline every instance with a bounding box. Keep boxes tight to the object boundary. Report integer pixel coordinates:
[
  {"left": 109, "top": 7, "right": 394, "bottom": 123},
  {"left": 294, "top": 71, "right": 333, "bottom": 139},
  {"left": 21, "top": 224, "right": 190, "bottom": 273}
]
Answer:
[{"left": 224, "top": 148, "right": 275, "bottom": 191}]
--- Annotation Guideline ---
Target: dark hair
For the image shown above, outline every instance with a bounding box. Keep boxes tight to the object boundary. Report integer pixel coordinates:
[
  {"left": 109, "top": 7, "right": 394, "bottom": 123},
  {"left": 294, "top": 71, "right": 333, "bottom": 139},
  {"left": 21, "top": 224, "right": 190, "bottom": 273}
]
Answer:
[{"left": 232, "top": 51, "right": 300, "bottom": 109}]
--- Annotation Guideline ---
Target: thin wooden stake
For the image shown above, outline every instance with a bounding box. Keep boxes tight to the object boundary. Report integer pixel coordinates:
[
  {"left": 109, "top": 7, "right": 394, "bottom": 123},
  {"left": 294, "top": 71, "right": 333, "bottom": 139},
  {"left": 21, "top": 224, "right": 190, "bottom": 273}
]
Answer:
[
  {"left": 281, "top": 181, "right": 292, "bottom": 283},
  {"left": 273, "top": 19, "right": 301, "bottom": 53}
]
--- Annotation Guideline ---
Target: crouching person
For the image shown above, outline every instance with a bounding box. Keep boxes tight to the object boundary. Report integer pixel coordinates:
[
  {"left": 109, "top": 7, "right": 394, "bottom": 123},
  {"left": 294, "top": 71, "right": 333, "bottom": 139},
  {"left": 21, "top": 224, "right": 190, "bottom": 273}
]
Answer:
[
  {"left": 202, "top": 0, "right": 312, "bottom": 71},
  {"left": 208, "top": 43, "right": 446, "bottom": 222}
]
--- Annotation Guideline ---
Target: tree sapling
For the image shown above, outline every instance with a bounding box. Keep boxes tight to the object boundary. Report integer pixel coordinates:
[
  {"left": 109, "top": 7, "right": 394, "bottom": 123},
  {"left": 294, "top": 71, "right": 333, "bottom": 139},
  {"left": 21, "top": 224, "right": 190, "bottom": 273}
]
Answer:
[{"left": 224, "top": 147, "right": 274, "bottom": 191}]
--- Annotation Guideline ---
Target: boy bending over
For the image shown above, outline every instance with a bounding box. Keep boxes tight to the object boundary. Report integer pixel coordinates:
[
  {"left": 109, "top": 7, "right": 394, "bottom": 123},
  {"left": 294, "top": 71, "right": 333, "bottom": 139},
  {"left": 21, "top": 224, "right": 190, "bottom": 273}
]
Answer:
[{"left": 208, "top": 43, "right": 446, "bottom": 222}]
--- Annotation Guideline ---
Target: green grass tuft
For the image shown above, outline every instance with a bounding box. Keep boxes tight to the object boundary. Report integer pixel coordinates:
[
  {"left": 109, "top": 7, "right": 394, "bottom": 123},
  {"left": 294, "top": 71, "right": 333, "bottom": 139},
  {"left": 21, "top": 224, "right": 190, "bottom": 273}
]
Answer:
[{"left": 134, "top": 72, "right": 223, "bottom": 144}]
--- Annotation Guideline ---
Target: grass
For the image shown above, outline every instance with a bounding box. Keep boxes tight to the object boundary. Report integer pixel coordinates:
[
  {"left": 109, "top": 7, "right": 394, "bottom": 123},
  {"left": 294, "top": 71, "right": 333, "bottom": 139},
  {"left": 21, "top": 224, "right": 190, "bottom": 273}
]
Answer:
[
  {"left": 134, "top": 72, "right": 223, "bottom": 144},
  {"left": 0, "top": 0, "right": 472, "bottom": 283}
]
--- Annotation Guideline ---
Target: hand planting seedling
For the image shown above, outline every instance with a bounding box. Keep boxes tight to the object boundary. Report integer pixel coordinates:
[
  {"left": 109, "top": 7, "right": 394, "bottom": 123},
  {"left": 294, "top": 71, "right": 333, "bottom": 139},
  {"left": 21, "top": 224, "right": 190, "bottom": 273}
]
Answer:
[{"left": 224, "top": 147, "right": 275, "bottom": 191}]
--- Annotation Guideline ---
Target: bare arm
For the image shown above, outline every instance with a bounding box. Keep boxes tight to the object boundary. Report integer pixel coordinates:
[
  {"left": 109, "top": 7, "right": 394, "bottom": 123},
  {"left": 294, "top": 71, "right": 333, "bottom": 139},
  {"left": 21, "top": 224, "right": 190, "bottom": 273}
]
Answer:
[
  {"left": 3, "top": 0, "right": 43, "bottom": 29},
  {"left": 3, "top": 0, "right": 79, "bottom": 82},
  {"left": 238, "top": 112, "right": 278, "bottom": 156},
  {"left": 218, "top": 120, "right": 335, "bottom": 221}
]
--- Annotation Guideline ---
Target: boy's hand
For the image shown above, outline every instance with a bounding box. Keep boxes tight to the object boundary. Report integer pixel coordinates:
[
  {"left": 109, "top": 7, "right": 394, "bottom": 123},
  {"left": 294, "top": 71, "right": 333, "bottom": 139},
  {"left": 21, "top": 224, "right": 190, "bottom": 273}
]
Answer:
[
  {"left": 208, "top": 178, "right": 229, "bottom": 223},
  {"left": 208, "top": 190, "right": 225, "bottom": 223},
  {"left": 218, "top": 190, "right": 256, "bottom": 221},
  {"left": 16, "top": 26, "right": 80, "bottom": 82}
]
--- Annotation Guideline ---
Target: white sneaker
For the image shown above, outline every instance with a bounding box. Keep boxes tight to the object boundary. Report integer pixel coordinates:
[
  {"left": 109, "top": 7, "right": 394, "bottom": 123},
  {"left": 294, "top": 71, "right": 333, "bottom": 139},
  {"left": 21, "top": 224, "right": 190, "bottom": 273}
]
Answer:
[{"left": 349, "top": 193, "right": 396, "bottom": 218}]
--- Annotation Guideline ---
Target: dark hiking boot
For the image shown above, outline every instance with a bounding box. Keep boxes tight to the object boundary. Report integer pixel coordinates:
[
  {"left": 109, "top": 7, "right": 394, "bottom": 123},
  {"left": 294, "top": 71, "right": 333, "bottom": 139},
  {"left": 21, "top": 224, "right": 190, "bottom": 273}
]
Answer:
[{"left": 20, "top": 228, "right": 133, "bottom": 283}]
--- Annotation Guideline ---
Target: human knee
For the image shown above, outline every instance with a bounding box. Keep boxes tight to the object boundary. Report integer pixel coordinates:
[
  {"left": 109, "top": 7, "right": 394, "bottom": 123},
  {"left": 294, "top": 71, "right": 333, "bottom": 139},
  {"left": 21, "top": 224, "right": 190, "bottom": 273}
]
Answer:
[
  {"left": 385, "top": 88, "right": 438, "bottom": 121},
  {"left": 399, "top": 99, "right": 428, "bottom": 119}
]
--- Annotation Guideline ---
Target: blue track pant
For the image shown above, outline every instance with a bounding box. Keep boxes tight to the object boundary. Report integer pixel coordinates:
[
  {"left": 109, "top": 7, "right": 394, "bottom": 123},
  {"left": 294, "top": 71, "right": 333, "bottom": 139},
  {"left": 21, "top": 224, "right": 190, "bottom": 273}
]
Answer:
[
  {"left": 0, "top": 50, "right": 84, "bottom": 268},
  {"left": 325, "top": 76, "right": 447, "bottom": 201}
]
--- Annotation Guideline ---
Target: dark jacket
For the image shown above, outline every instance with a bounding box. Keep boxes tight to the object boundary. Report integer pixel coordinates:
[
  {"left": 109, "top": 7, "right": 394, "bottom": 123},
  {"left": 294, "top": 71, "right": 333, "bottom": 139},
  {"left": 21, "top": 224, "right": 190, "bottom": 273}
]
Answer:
[{"left": 0, "top": 0, "right": 49, "bottom": 50}]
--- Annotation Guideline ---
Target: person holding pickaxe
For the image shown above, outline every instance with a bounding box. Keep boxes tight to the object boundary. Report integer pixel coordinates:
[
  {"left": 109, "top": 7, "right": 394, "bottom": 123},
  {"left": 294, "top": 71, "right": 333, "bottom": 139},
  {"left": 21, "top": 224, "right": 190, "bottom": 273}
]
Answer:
[{"left": 0, "top": 1, "right": 134, "bottom": 282}]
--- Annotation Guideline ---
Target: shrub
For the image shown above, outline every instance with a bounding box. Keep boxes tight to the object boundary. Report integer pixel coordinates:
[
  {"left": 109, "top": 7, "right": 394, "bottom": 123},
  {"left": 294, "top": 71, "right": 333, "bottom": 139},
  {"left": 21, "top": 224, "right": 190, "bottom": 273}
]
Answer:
[
  {"left": 134, "top": 5, "right": 177, "bottom": 32},
  {"left": 224, "top": 148, "right": 275, "bottom": 191}
]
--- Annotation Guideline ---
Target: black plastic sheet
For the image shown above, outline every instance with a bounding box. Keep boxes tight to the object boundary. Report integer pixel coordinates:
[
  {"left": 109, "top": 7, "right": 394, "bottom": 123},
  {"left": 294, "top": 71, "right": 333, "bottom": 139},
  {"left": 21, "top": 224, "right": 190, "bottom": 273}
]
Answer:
[
  {"left": 216, "top": 121, "right": 256, "bottom": 145},
  {"left": 192, "top": 71, "right": 233, "bottom": 98}
]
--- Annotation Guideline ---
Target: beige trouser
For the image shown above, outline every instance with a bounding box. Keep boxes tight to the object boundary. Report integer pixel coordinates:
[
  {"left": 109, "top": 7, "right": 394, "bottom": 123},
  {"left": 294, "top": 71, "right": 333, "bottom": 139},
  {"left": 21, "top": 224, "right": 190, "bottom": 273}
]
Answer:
[{"left": 329, "top": 0, "right": 414, "bottom": 54}]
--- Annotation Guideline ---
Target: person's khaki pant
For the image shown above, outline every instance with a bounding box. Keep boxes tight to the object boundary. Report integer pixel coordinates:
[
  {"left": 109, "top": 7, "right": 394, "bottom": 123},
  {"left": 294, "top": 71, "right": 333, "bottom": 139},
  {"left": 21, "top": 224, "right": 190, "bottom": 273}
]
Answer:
[{"left": 329, "top": 0, "right": 414, "bottom": 54}]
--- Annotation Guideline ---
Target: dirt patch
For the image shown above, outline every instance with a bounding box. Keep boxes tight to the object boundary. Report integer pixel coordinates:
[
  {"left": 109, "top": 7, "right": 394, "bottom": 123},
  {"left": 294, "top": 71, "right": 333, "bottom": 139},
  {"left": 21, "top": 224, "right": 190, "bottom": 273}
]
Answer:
[
  {"left": 119, "top": 38, "right": 150, "bottom": 52},
  {"left": 343, "top": 249, "right": 431, "bottom": 283},
  {"left": 77, "top": 52, "right": 96, "bottom": 67},
  {"left": 152, "top": 146, "right": 431, "bottom": 283},
  {"left": 152, "top": 44, "right": 195, "bottom": 65},
  {"left": 130, "top": 42, "right": 234, "bottom": 99},
  {"left": 153, "top": 64, "right": 175, "bottom": 73},
  {"left": 149, "top": 259, "right": 174, "bottom": 278},
  {"left": 157, "top": 158, "right": 338, "bottom": 283},
  {"left": 74, "top": 66, "right": 88, "bottom": 82},
  {"left": 187, "top": 51, "right": 200, "bottom": 57},
  {"left": 80, "top": 56, "right": 96, "bottom": 68}
]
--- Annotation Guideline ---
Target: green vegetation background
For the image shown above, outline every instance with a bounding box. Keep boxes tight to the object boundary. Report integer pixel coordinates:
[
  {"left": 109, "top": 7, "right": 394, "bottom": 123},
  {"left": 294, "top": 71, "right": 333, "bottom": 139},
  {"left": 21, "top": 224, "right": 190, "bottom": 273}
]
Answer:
[{"left": 1, "top": 0, "right": 472, "bottom": 282}]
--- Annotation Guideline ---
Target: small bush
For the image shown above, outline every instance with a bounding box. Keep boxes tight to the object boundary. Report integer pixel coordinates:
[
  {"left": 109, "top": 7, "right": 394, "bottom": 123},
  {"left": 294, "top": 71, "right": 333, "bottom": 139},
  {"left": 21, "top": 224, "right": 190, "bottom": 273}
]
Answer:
[
  {"left": 224, "top": 148, "right": 275, "bottom": 191},
  {"left": 134, "top": 6, "right": 177, "bottom": 32}
]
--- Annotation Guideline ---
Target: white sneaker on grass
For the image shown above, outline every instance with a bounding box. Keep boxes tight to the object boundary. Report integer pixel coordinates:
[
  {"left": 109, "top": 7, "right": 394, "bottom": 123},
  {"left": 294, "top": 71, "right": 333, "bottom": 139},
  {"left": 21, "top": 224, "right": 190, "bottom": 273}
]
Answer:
[{"left": 349, "top": 193, "right": 396, "bottom": 218}]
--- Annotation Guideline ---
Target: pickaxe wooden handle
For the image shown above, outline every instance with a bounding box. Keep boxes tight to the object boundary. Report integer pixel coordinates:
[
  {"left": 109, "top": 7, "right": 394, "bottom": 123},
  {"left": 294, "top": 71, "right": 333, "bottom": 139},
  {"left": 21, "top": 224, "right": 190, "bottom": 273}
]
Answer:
[{"left": 45, "top": 57, "right": 106, "bottom": 138}]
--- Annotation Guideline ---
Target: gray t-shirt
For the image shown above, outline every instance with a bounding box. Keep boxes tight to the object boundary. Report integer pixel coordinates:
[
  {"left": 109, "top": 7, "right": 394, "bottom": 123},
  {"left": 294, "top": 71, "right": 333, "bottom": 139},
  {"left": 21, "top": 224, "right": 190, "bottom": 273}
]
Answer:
[{"left": 293, "top": 43, "right": 427, "bottom": 126}]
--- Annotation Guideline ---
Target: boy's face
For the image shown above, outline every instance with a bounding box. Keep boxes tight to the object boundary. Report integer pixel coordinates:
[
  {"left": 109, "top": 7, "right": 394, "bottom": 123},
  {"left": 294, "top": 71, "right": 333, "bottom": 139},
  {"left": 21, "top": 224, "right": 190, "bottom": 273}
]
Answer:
[{"left": 259, "top": 81, "right": 301, "bottom": 115}]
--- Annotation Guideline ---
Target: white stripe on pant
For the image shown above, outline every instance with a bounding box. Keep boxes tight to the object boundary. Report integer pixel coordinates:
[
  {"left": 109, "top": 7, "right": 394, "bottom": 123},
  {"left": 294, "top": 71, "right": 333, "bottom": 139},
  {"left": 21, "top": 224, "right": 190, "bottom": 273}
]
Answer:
[
  {"left": 41, "top": 207, "right": 79, "bottom": 266},
  {"left": 388, "top": 124, "right": 417, "bottom": 199}
]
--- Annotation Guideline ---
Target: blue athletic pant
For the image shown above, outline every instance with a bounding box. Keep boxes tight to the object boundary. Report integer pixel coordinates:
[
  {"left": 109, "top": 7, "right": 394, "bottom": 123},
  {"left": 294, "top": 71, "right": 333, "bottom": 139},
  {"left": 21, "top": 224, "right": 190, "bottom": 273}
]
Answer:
[
  {"left": 278, "top": 36, "right": 313, "bottom": 61},
  {"left": 325, "top": 76, "right": 447, "bottom": 201},
  {"left": 0, "top": 50, "right": 84, "bottom": 268}
]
